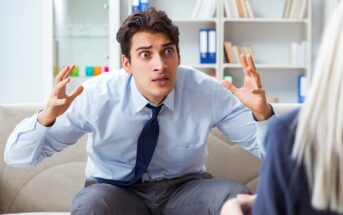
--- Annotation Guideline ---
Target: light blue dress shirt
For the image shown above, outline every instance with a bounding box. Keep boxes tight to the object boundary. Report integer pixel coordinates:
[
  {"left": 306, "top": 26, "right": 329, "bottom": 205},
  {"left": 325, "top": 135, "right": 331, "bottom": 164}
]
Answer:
[{"left": 5, "top": 66, "right": 272, "bottom": 182}]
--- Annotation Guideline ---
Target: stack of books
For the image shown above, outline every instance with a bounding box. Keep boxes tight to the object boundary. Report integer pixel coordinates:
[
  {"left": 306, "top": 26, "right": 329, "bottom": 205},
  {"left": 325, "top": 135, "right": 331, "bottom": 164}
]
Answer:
[
  {"left": 192, "top": 0, "right": 217, "bottom": 19},
  {"left": 223, "top": 0, "right": 254, "bottom": 18},
  {"left": 290, "top": 41, "right": 307, "bottom": 66},
  {"left": 224, "top": 41, "right": 254, "bottom": 64},
  {"left": 283, "top": 0, "right": 308, "bottom": 19}
]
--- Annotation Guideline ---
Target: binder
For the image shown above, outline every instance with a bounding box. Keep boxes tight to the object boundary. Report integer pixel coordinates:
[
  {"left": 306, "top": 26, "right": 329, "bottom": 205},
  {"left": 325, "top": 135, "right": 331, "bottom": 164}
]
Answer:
[
  {"left": 139, "top": 0, "right": 149, "bottom": 12},
  {"left": 199, "top": 29, "right": 208, "bottom": 63},
  {"left": 199, "top": 29, "right": 216, "bottom": 64},
  {"left": 131, "top": 0, "right": 140, "bottom": 13},
  {"left": 208, "top": 29, "right": 216, "bottom": 64},
  {"left": 298, "top": 74, "right": 307, "bottom": 103}
]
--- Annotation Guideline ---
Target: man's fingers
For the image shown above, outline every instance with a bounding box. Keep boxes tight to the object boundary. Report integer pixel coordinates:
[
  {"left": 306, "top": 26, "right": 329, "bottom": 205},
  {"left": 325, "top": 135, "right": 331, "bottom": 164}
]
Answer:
[
  {"left": 221, "top": 80, "right": 237, "bottom": 94},
  {"left": 68, "top": 85, "right": 84, "bottom": 101},
  {"left": 62, "top": 64, "right": 75, "bottom": 80},
  {"left": 247, "top": 54, "right": 256, "bottom": 70},
  {"left": 55, "top": 65, "right": 75, "bottom": 84},
  {"left": 54, "top": 77, "right": 70, "bottom": 96},
  {"left": 246, "top": 67, "right": 262, "bottom": 88},
  {"left": 240, "top": 54, "right": 248, "bottom": 71}
]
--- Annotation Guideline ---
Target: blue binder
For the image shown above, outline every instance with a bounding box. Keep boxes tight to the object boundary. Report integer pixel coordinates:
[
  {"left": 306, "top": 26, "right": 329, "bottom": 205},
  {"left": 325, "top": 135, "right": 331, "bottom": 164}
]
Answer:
[
  {"left": 139, "top": 0, "right": 149, "bottom": 11},
  {"left": 131, "top": 0, "right": 140, "bottom": 13},
  {"left": 297, "top": 74, "right": 307, "bottom": 103},
  {"left": 199, "top": 29, "right": 208, "bottom": 64},
  {"left": 199, "top": 29, "right": 216, "bottom": 64},
  {"left": 208, "top": 29, "right": 216, "bottom": 64}
]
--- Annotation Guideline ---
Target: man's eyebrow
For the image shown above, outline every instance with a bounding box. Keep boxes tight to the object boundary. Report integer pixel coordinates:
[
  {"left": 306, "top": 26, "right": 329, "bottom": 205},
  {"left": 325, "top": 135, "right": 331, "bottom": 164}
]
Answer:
[
  {"left": 135, "top": 42, "right": 175, "bottom": 52},
  {"left": 135, "top": 45, "right": 152, "bottom": 52},
  {"left": 162, "top": 42, "right": 175, "bottom": 47}
]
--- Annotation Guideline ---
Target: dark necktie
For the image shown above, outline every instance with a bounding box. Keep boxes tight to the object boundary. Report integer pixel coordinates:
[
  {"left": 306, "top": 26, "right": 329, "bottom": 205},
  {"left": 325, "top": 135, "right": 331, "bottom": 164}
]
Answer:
[{"left": 95, "top": 104, "right": 163, "bottom": 186}]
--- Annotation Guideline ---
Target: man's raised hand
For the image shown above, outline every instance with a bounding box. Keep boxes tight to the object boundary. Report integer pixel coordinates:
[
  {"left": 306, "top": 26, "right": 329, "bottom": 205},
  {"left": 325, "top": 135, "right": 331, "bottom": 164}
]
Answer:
[{"left": 38, "top": 65, "right": 84, "bottom": 126}]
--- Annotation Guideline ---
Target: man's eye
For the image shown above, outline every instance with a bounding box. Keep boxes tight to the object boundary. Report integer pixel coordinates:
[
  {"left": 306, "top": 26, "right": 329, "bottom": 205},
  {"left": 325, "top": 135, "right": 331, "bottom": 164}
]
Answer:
[
  {"left": 165, "top": 48, "right": 174, "bottom": 55},
  {"left": 140, "top": 52, "right": 150, "bottom": 58}
]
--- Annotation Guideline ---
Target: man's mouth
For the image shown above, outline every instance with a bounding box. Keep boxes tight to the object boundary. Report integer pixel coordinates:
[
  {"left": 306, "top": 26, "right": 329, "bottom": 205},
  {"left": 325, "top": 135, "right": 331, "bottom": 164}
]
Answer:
[
  {"left": 152, "top": 77, "right": 169, "bottom": 82},
  {"left": 152, "top": 76, "right": 169, "bottom": 86}
]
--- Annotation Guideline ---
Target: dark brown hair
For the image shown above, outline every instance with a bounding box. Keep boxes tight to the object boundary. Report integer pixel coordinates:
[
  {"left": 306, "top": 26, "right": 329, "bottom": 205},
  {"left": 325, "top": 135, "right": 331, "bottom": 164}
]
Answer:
[{"left": 116, "top": 7, "right": 180, "bottom": 61}]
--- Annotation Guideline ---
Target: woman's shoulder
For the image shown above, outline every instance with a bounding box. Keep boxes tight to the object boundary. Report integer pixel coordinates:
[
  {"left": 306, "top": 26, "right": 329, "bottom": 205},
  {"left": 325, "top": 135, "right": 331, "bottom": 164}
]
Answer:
[{"left": 265, "top": 108, "right": 301, "bottom": 155}]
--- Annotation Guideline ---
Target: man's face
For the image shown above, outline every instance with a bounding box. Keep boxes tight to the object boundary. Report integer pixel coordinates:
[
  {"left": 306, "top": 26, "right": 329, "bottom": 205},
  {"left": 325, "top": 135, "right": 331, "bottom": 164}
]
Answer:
[{"left": 122, "top": 31, "right": 180, "bottom": 104}]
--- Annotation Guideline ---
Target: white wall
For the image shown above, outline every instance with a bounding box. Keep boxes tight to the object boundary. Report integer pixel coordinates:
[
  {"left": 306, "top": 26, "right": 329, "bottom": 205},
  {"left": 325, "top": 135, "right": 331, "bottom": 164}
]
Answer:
[{"left": 0, "top": 0, "right": 44, "bottom": 104}]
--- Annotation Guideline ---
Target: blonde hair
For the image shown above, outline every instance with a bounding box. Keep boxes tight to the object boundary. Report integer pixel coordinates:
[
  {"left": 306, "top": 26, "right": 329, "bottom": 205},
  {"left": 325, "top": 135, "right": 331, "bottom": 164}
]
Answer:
[{"left": 292, "top": 1, "right": 343, "bottom": 213}]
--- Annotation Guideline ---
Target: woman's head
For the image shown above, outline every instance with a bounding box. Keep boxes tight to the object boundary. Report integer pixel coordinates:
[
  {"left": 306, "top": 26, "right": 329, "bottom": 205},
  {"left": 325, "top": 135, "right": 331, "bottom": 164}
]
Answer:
[{"left": 292, "top": 1, "right": 343, "bottom": 213}]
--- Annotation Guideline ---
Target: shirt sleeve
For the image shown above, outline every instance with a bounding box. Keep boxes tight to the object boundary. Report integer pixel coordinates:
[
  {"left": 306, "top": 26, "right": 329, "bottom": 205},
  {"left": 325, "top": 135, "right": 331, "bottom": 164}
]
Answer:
[
  {"left": 4, "top": 96, "right": 91, "bottom": 167},
  {"left": 213, "top": 84, "right": 275, "bottom": 158}
]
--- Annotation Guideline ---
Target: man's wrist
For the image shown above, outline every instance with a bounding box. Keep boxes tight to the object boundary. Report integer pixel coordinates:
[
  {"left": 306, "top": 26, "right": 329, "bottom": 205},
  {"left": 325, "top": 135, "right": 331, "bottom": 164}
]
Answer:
[
  {"left": 252, "top": 104, "right": 274, "bottom": 121},
  {"left": 37, "top": 110, "right": 56, "bottom": 127}
]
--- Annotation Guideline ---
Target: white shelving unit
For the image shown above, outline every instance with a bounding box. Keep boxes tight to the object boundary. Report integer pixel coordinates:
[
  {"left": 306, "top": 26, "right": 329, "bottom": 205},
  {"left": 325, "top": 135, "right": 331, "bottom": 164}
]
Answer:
[
  {"left": 43, "top": 0, "right": 120, "bottom": 96},
  {"left": 44, "top": 0, "right": 311, "bottom": 103},
  {"left": 220, "top": 0, "right": 312, "bottom": 103}
]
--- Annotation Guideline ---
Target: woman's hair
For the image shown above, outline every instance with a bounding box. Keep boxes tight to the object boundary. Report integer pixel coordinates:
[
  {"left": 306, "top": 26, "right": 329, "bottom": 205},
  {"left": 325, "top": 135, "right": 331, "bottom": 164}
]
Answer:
[
  {"left": 292, "top": 1, "right": 343, "bottom": 213},
  {"left": 116, "top": 7, "right": 180, "bottom": 61}
]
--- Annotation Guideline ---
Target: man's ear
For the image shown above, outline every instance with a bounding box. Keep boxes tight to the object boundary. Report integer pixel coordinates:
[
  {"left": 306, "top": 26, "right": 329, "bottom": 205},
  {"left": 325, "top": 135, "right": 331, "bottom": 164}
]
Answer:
[
  {"left": 122, "top": 55, "right": 132, "bottom": 75},
  {"left": 177, "top": 49, "right": 181, "bottom": 66}
]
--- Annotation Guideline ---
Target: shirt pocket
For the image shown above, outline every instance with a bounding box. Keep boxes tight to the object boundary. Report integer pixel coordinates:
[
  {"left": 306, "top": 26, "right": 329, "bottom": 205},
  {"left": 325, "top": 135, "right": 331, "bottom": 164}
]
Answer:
[{"left": 159, "top": 143, "right": 207, "bottom": 173}]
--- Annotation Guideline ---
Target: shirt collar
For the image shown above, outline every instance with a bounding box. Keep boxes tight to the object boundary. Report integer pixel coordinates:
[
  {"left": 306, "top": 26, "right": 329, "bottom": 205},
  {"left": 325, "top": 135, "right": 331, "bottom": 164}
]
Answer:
[{"left": 130, "top": 76, "right": 175, "bottom": 113}]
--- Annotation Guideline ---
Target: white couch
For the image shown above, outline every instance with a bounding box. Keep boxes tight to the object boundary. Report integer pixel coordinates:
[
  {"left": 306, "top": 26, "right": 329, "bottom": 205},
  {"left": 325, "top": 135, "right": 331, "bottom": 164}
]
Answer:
[{"left": 0, "top": 103, "right": 300, "bottom": 214}]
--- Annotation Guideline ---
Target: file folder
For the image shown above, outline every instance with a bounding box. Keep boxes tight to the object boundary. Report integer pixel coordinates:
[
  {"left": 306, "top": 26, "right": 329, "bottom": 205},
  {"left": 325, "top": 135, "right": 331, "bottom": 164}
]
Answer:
[
  {"left": 139, "top": 0, "right": 149, "bottom": 11},
  {"left": 199, "top": 28, "right": 216, "bottom": 64},
  {"left": 208, "top": 29, "right": 216, "bottom": 64},
  {"left": 298, "top": 74, "right": 307, "bottom": 103},
  {"left": 199, "top": 29, "right": 208, "bottom": 64},
  {"left": 131, "top": 0, "right": 140, "bottom": 13}
]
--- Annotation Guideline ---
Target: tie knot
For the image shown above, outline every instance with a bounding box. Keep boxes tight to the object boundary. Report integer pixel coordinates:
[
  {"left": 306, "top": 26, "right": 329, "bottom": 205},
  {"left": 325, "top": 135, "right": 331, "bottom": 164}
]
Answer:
[{"left": 146, "top": 104, "right": 163, "bottom": 117}]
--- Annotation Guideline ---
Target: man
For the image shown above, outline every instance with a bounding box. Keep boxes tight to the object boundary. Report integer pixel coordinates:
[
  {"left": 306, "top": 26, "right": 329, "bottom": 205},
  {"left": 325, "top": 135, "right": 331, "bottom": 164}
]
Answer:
[{"left": 5, "top": 8, "right": 274, "bottom": 215}]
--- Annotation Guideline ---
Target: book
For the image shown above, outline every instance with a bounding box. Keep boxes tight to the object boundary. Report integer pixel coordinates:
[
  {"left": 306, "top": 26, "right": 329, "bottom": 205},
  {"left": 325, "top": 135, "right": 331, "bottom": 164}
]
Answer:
[
  {"left": 236, "top": 0, "right": 245, "bottom": 18},
  {"left": 299, "top": 0, "right": 308, "bottom": 19},
  {"left": 232, "top": 46, "right": 241, "bottom": 63},
  {"left": 229, "top": 0, "right": 239, "bottom": 18},
  {"left": 245, "top": 0, "right": 255, "bottom": 18},
  {"left": 241, "top": 0, "right": 248, "bottom": 18},
  {"left": 191, "top": 0, "right": 202, "bottom": 18},
  {"left": 197, "top": 0, "right": 216, "bottom": 19},
  {"left": 223, "top": 0, "right": 231, "bottom": 18},
  {"left": 224, "top": 41, "right": 235, "bottom": 63},
  {"left": 283, "top": 0, "right": 292, "bottom": 18},
  {"left": 289, "top": 0, "right": 301, "bottom": 19}
]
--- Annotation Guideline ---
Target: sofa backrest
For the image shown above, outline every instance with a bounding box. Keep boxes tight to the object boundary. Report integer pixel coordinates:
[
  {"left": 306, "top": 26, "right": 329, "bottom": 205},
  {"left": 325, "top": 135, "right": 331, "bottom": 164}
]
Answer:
[{"left": 0, "top": 103, "right": 300, "bottom": 213}]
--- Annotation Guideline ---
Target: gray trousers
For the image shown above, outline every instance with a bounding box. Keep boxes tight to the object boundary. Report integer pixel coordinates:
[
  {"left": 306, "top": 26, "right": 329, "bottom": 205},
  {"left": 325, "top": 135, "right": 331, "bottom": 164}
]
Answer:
[{"left": 71, "top": 172, "right": 250, "bottom": 215}]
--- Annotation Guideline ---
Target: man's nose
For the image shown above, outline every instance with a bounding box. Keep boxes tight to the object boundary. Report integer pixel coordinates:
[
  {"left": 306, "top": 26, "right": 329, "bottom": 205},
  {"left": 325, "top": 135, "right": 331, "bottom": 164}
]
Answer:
[{"left": 152, "top": 54, "right": 167, "bottom": 71}]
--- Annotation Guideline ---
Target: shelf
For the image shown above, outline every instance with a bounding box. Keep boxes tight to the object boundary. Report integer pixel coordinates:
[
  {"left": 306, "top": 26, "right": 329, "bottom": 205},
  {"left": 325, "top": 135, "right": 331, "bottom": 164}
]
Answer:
[
  {"left": 223, "top": 64, "right": 307, "bottom": 70},
  {"left": 173, "top": 18, "right": 217, "bottom": 23},
  {"left": 54, "top": 35, "right": 108, "bottom": 39},
  {"left": 222, "top": 18, "right": 308, "bottom": 24},
  {"left": 186, "top": 64, "right": 217, "bottom": 69}
]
